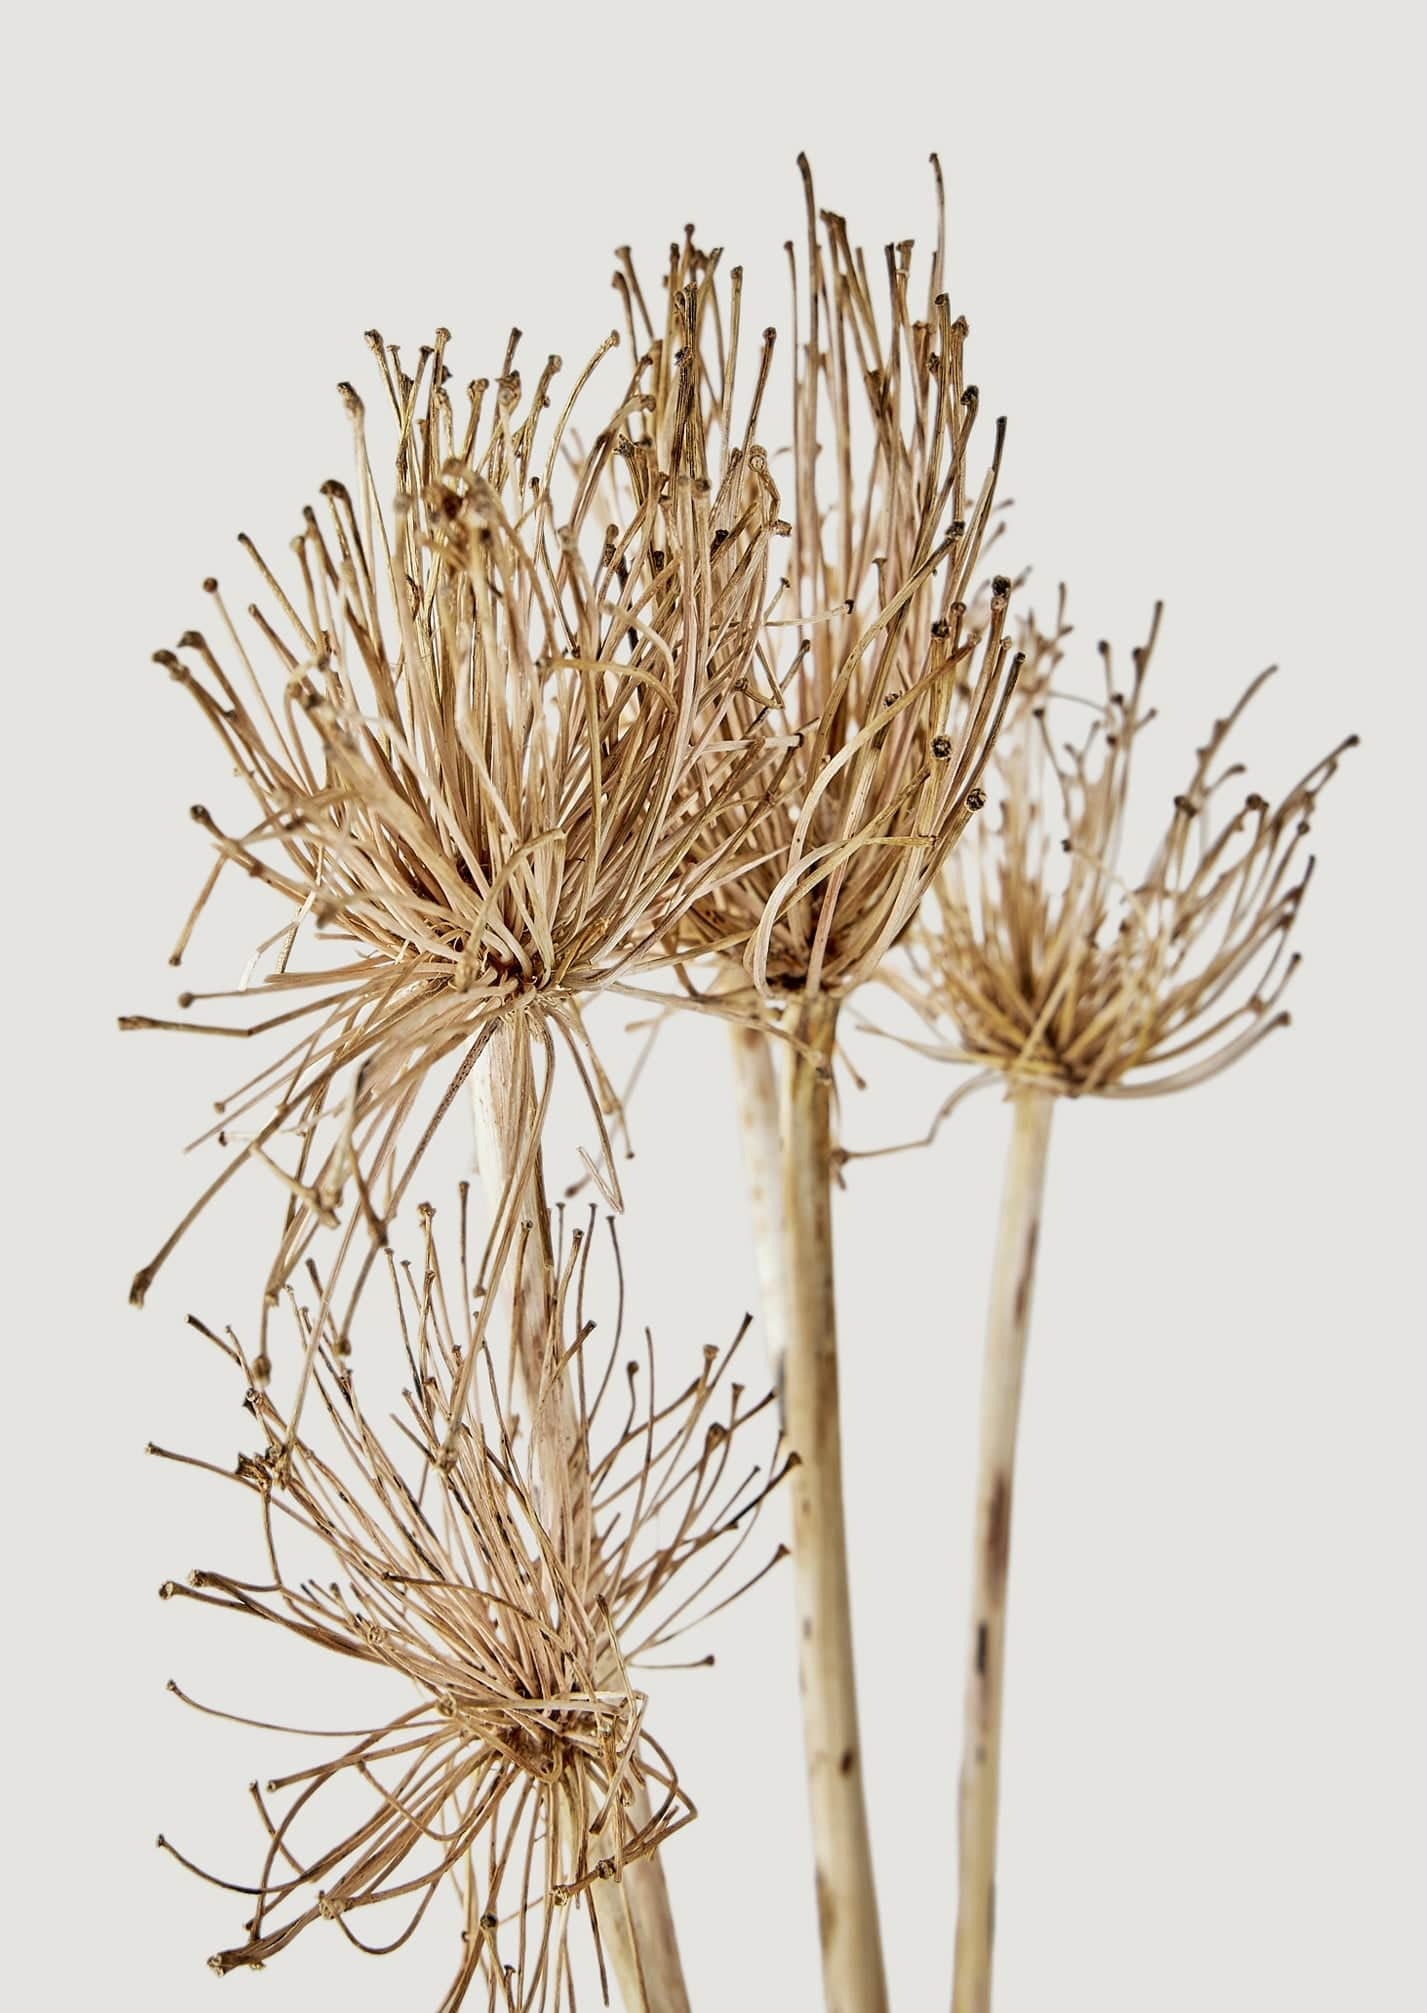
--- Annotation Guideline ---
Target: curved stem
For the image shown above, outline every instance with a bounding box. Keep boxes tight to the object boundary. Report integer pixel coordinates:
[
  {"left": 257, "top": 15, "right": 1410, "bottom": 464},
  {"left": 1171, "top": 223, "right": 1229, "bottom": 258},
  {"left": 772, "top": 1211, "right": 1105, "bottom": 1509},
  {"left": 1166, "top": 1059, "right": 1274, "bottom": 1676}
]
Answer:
[
  {"left": 951, "top": 1088, "right": 1054, "bottom": 2013},
  {"left": 471, "top": 1017, "right": 691, "bottom": 2013},
  {"left": 781, "top": 994, "right": 889, "bottom": 2013}
]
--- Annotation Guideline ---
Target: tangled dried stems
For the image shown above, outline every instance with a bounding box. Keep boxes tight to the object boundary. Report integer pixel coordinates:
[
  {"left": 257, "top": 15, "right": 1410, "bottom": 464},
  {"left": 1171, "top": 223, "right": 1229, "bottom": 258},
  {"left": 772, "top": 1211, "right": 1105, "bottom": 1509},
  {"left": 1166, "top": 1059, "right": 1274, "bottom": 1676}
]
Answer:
[
  {"left": 893, "top": 596, "right": 1357, "bottom": 1102},
  {"left": 629, "top": 156, "right": 1021, "bottom": 1006},
  {"left": 124, "top": 311, "right": 788, "bottom": 1367},
  {"left": 126, "top": 161, "right": 1029, "bottom": 2013},
  {"left": 123, "top": 161, "right": 1026, "bottom": 1388},
  {"left": 152, "top": 1201, "right": 788, "bottom": 2008},
  {"left": 620, "top": 159, "right": 1028, "bottom": 2013}
]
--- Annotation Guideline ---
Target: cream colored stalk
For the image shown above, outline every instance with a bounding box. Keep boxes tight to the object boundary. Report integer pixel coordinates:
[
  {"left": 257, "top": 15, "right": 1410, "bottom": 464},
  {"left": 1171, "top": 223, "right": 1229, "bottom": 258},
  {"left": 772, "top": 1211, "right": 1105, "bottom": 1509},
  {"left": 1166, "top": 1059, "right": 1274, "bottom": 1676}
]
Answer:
[
  {"left": 780, "top": 994, "right": 888, "bottom": 2013},
  {"left": 731, "top": 1005, "right": 886, "bottom": 2008},
  {"left": 471, "top": 1015, "right": 691, "bottom": 2013},
  {"left": 728, "top": 1021, "right": 790, "bottom": 1414},
  {"left": 951, "top": 1088, "right": 1053, "bottom": 2013}
]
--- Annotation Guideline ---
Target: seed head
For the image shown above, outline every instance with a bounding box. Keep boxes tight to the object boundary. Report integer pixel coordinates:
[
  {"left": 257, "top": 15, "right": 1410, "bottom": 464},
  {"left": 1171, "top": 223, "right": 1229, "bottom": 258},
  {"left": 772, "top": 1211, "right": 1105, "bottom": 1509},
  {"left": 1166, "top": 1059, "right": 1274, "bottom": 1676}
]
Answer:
[
  {"left": 152, "top": 1206, "right": 787, "bottom": 2005},
  {"left": 625, "top": 159, "right": 1021, "bottom": 1002},
  {"left": 126, "top": 324, "right": 785, "bottom": 1324},
  {"left": 895, "top": 598, "right": 1356, "bottom": 1097}
]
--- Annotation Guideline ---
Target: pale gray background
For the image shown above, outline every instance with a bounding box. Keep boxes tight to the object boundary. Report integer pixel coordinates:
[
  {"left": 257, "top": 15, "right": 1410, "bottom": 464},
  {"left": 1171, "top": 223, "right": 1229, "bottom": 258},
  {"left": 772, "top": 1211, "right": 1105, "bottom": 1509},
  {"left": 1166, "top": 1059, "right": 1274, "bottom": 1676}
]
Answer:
[{"left": 5, "top": 2, "right": 1424, "bottom": 2007}]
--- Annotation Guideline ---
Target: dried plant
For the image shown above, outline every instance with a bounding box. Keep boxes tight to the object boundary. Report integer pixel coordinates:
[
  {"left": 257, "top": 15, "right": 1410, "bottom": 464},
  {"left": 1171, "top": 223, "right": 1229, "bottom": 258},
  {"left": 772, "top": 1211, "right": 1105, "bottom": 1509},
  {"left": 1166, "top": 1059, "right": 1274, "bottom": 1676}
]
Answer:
[
  {"left": 123, "top": 173, "right": 1022, "bottom": 2013},
  {"left": 152, "top": 1201, "right": 787, "bottom": 2009},
  {"left": 891, "top": 597, "right": 1357, "bottom": 1103},
  {"left": 124, "top": 318, "right": 786, "bottom": 1372},
  {"left": 119, "top": 157, "right": 1353, "bottom": 2013},
  {"left": 603, "top": 159, "right": 1025, "bottom": 2013},
  {"left": 621, "top": 161, "right": 1020, "bottom": 1001},
  {"left": 123, "top": 287, "right": 791, "bottom": 2013},
  {"left": 879, "top": 597, "right": 1354, "bottom": 2013}
]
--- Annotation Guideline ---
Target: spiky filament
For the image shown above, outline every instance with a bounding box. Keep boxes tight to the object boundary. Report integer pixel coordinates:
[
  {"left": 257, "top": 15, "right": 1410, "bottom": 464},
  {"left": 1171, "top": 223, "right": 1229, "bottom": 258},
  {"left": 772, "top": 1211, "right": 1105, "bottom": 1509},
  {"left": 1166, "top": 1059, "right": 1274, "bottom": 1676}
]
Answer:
[{"left": 779, "top": 995, "right": 888, "bottom": 2013}]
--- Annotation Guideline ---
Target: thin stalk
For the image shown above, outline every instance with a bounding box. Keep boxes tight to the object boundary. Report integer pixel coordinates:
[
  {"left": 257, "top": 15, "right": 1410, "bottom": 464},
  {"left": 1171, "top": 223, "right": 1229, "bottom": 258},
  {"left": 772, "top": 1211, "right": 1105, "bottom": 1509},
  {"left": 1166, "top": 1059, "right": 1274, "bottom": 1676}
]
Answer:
[
  {"left": 471, "top": 1015, "right": 691, "bottom": 2013},
  {"left": 728, "top": 1020, "right": 791, "bottom": 1415},
  {"left": 591, "top": 1831, "right": 691, "bottom": 2012},
  {"left": 469, "top": 1017, "right": 570, "bottom": 1523},
  {"left": 951, "top": 1087, "right": 1054, "bottom": 2013},
  {"left": 781, "top": 993, "right": 889, "bottom": 2013}
]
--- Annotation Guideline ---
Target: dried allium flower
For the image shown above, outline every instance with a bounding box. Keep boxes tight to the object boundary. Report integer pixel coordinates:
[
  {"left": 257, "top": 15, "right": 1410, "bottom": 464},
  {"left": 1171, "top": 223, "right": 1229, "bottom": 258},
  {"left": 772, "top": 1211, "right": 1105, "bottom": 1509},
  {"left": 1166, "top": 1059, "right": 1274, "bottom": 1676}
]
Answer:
[
  {"left": 894, "top": 598, "right": 1357, "bottom": 1100},
  {"left": 621, "top": 159, "right": 1021, "bottom": 1002},
  {"left": 882, "top": 599, "right": 1355, "bottom": 2013},
  {"left": 152, "top": 1202, "right": 787, "bottom": 2007},
  {"left": 604, "top": 163, "right": 1025, "bottom": 2013},
  {"left": 125, "top": 321, "right": 784, "bottom": 1341}
]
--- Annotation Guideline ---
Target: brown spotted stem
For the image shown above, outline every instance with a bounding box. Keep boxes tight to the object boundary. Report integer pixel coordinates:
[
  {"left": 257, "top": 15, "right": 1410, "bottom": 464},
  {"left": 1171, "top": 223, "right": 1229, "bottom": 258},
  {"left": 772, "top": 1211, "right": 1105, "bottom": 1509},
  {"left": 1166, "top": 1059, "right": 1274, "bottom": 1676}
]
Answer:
[
  {"left": 781, "top": 992, "right": 889, "bottom": 2013},
  {"left": 471, "top": 1014, "right": 692, "bottom": 2013},
  {"left": 951, "top": 1087, "right": 1054, "bottom": 2013}
]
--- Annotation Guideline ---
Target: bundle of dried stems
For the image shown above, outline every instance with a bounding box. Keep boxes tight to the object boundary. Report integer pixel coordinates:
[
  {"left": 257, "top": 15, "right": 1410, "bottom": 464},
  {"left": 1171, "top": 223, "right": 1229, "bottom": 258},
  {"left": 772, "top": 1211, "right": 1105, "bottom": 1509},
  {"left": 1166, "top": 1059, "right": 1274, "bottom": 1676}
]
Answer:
[
  {"left": 124, "top": 287, "right": 796, "bottom": 2010},
  {"left": 641, "top": 163, "right": 1020, "bottom": 998},
  {"left": 124, "top": 157, "right": 1353, "bottom": 2013},
  {"left": 127, "top": 164, "right": 1021, "bottom": 2013},
  {"left": 883, "top": 599, "right": 1354, "bottom": 2013},
  {"left": 624, "top": 159, "right": 1022, "bottom": 2013},
  {"left": 153, "top": 1202, "right": 786, "bottom": 2010}
]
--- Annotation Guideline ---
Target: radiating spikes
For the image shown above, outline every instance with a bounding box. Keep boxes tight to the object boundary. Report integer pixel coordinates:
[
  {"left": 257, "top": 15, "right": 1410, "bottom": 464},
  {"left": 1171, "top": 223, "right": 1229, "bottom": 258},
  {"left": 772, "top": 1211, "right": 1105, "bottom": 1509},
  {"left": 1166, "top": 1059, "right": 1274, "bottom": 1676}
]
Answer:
[
  {"left": 610, "top": 166, "right": 1016, "bottom": 999},
  {"left": 902, "top": 599, "right": 1353, "bottom": 1097},
  {"left": 128, "top": 298, "right": 793, "bottom": 1356},
  {"left": 158, "top": 1206, "right": 783, "bottom": 2005}
]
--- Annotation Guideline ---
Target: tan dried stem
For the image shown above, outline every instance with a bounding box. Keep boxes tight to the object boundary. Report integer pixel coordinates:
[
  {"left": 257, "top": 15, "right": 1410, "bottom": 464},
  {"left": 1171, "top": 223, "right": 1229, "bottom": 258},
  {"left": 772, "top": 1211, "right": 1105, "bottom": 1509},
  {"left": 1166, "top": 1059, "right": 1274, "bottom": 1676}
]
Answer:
[
  {"left": 885, "top": 600, "right": 1355, "bottom": 2012},
  {"left": 726, "top": 1022, "right": 790, "bottom": 1413},
  {"left": 152, "top": 1201, "right": 788, "bottom": 2009},
  {"left": 780, "top": 995, "right": 887, "bottom": 2013}
]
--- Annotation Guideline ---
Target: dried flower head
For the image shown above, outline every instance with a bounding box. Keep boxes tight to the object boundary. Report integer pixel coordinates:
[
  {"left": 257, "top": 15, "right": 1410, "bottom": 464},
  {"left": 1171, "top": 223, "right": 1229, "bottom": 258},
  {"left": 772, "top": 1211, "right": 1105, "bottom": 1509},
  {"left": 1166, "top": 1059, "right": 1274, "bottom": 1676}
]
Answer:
[
  {"left": 152, "top": 1201, "right": 787, "bottom": 2007},
  {"left": 125, "top": 320, "right": 785, "bottom": 1329},
  {"left": 893, "top": 598, "right": 1356, "bottom": 1098},
  {"left": 618, "top": 158, "right": 1022, "bottom": 1001}
]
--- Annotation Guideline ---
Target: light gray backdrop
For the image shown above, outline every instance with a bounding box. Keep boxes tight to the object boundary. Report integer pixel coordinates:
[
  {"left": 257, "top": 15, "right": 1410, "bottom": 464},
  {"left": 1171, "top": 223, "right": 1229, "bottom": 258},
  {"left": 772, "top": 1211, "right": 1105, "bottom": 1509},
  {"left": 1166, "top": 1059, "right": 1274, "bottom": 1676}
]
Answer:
[{"left": 5, "top": 3, "right": 1423, "bottom": 2008}]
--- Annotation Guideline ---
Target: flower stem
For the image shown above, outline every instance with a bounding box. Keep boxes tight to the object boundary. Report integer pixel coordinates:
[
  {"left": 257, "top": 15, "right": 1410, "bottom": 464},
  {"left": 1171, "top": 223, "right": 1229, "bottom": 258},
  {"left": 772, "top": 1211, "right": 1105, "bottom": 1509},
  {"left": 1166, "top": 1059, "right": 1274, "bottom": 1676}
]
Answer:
[
  {"left": 951, "top": 1087, "right": 1054, "bottom": 2013},
  {"left": 728, "top": 1020, "right": 790, "bottom": 1415},
  {"left": 471, "top": 1015, "right": 691, "bottom": 2013},
  {"left": 780, "top": 993, "right": 889, "bottom": 2013}
]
